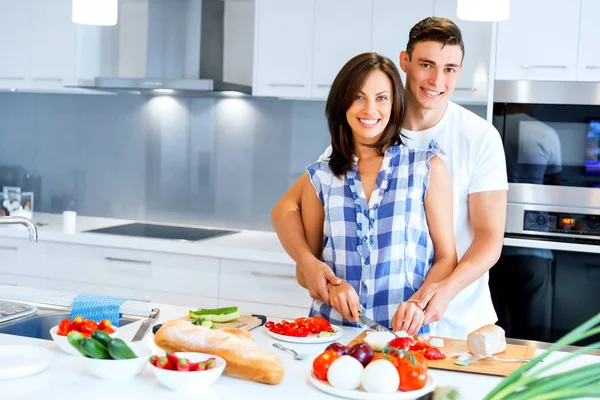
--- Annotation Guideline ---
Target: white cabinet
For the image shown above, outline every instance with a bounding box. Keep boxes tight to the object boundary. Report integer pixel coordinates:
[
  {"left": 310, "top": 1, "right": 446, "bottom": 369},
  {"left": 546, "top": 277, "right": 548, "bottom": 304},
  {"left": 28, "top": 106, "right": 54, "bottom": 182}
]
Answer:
[
  {"left": 496, "top": 0, "right": 580, "bottom": 81},
  {"left": 0, "top": 1, "right": 31, "bottom": 88},
  {"left": 0, "top": 1, "right": 30, "bottom": 78},
  {"left": 434, "top": 0, "right": 492, "bottom": 104},
  {"left": 577, "top": 0, "right": 600, "bottom": 82},
  {"left": 372, "top": 0, "right": 433, "bottom": 75},
  {"left": 219, "top": 259, "right": 312, "bottom": 310},
  {"left": 252, "top": 0, "right": 315, "bottom": 98},
  {"left": 30, "top": 0, "right": 77, "bottom": 86},
  {"left": 311, "top": 0, "right": 373, "bottom": 98}
]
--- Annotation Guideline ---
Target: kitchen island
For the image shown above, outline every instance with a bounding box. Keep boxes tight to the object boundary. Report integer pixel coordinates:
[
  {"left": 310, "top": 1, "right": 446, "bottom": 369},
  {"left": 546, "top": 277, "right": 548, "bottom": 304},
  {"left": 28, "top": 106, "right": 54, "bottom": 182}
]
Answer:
[{"left": 0, "top": 285, "right": 598, "bottom": 400}]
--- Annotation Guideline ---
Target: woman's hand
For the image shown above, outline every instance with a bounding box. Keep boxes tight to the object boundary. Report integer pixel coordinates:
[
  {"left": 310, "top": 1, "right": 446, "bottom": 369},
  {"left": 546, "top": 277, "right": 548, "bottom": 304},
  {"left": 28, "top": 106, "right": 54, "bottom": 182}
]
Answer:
[
  {"left": 392, "top": 301, "right": 425, "bottom": 335},
  {"left": 328, "top": 281, "right": 360, "bottom": 323}
]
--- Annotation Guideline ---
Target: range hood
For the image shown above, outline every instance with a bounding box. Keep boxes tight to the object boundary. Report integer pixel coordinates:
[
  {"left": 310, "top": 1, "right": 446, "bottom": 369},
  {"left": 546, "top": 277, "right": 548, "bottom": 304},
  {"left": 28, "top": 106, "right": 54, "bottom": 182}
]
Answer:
[{"left": 70, "top": 0, "right": 252, "bottom": 96}]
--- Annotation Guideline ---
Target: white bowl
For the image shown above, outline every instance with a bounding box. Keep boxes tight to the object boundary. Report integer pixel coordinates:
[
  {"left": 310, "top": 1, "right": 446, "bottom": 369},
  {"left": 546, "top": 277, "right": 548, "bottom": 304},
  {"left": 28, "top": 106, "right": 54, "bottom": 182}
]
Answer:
[
  {"left": 150, "top": 352, "right": 226, "bottom": 392},
  {"left": 83, "top": 341, "right": 151, "bottom": 380},
  {"left": 49, "top": 325, "right": 119, "bottom": 356}
]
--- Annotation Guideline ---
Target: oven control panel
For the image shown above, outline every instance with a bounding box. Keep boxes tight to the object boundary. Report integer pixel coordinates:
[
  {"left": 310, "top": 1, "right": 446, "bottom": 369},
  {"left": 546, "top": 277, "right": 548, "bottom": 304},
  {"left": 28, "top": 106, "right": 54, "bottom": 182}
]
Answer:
[{"left": 524, "top": 211, "right": 600, "bottom": 236}]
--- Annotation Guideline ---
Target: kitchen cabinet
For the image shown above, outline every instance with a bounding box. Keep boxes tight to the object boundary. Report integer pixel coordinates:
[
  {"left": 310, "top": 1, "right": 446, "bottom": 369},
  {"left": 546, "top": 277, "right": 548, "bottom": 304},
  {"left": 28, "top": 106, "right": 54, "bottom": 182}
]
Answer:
[
  {"left": 0, "top": 1, "right": 31, "bottom": 89},
  {"left": 0, "top": 0, "right": 102, "bottom": 91},
  {"left": 434, "top": 0, "right": 492, "bottom": 104},
  {"left": 495, "top": 0, "right": 580, "bottom": 81},
  {"left": 311, "top": 0, "right": 373, "bottom": 98},
  {"left": 219, "top": 259, "right": 312, "bottom": 318},
  {"left": 252, "top": 0, "right": 315, "bottom": 98},
  {"left": 371, "top": 0, "right": 434, "bottom": 75},
  {"left": 577, "top": 0, "right": 600, "bottom": 82},
  {"left": 29, "top": 0, "right": 77, "bottom": 87},
  {"left": 0, "top": 236, "right": 308, "bottom": 318}
]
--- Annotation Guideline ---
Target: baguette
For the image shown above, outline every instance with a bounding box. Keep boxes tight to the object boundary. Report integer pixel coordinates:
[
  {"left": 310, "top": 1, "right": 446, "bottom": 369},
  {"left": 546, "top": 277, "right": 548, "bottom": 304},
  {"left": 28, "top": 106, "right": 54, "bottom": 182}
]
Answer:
[
  {"left": 467, "top": 324, "right": 507, "bottom": 355},
  {"left": 154, "top": 319, "right": 285, "bottom": 385}
]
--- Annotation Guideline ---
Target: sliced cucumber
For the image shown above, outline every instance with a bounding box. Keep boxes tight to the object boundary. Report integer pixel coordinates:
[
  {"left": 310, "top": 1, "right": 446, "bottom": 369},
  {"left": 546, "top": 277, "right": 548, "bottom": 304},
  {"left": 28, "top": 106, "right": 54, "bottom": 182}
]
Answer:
[
  {"left": 189, "top": 307, "right": 240, "bottom": 323},
  {"left": 318, "top": 331, "right": 335, "bottom": 338}
]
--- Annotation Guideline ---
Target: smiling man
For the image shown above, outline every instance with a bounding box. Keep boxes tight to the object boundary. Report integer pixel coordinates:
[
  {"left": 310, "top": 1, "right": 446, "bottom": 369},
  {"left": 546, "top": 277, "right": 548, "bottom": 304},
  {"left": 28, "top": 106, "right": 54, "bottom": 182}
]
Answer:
[{"left": 271, "top": 17, "right": 508, "bottom": 339}]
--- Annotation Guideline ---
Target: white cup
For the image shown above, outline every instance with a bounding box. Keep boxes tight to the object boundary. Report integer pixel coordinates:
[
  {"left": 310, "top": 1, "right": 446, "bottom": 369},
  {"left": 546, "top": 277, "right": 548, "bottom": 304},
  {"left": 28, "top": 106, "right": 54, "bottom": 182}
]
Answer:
[{"left": 63, "top": 211, "right": 77, "bottom": 234}]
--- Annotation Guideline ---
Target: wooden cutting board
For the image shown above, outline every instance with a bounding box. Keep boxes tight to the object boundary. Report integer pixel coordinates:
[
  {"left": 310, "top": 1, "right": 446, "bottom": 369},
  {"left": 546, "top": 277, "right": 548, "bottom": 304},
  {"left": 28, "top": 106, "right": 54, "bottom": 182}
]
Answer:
[
  {"left": 348, "top": 331, "right": 535, "bottom": 377},
  {"left": 178, "top": 314, "right": 265, "bottom": 331}
]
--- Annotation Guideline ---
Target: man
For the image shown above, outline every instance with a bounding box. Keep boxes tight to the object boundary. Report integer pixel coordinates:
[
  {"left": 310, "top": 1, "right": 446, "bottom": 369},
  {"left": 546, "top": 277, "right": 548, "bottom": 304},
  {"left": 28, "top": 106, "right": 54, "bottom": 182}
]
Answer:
[{"left": 272, "top": 17, "right": 508, "bottom": 339}]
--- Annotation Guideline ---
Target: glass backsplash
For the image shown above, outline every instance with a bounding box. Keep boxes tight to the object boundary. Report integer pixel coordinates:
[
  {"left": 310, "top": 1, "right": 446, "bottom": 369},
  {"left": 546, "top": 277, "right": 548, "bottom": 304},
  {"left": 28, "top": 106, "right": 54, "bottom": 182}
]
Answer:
[{"left": 0, "top": 92, "right": 485, "bottom": 231}]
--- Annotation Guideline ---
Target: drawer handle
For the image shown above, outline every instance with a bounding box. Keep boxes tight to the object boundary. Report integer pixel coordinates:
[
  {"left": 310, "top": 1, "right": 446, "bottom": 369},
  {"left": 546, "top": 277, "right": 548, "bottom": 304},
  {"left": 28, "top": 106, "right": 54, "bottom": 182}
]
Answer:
[
  {"left": 251, "top": 271, "right": 296, "bottom": 280},
  {"left": 585, "top": 66, "right": 600, "bottom": 69},
  {"left": 0, "top": 246, "right": 18, "bottom": 251},
  {"left": 267, "top": 83, "right": 305, "bottom": 88},
  {"left": 315, "top": 84, "right": 331, "bottom": 88},
  {"left": 455, "top": 87, "right": 476, "bottom": 92},
  {"left": 32, "top": 77, "right": 63, "bottom": 81},
  {"left": 521, "top": 65, "right": 567, "bottom": 69},
  {"left": 105, "top": 257, "right": 152, "bottom": 265},
  {"left": 0, "top": 77, "right": 25, "bottom": 80}
]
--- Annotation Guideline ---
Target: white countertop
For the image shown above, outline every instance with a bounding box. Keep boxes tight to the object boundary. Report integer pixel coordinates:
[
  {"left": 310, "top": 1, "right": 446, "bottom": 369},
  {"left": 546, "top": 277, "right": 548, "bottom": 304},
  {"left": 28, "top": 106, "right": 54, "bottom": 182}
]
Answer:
[
  {"left": 0, "top": 285, "right": 598, "bottom": 400},
  {"left": 0, "top": 213, "right": 294, "bottom": 265}
]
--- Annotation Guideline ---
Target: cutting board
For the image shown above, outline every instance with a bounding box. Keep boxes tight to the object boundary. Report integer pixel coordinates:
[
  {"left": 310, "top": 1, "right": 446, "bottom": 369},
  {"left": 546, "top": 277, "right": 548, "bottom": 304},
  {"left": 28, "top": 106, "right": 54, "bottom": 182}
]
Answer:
[
  {"left": 178, "top": 314, "right": 265, "bottom": 331},
  {"left": 348, "top": 331, "right": 535, "bottom": 377}
]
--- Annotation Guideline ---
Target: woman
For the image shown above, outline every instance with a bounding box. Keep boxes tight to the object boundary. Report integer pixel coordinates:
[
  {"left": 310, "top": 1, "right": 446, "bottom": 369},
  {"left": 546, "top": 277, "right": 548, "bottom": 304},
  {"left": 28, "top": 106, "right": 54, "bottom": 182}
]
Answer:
[{"left": 298, "top": 52, "right": 457, "bottom": 335}]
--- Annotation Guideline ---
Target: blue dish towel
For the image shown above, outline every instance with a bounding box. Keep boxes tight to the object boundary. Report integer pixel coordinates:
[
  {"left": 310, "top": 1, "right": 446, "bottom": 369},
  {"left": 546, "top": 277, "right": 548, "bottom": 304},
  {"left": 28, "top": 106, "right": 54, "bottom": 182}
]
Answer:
[{"left": 70, "top": 294, "right": 127, "bottom": 327}]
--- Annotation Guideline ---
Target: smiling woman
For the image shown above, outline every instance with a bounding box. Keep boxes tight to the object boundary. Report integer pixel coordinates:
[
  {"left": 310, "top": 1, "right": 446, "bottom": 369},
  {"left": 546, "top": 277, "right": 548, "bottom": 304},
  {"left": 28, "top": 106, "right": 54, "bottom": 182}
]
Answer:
[{"left": 297, "top": 52, "right": 457, "bottom": 336}]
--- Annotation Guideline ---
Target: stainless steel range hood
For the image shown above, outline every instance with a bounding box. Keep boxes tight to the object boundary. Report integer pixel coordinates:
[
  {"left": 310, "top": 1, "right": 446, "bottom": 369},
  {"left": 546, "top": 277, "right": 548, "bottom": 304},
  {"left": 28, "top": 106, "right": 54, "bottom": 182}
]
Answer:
[{"left": 70, "top": 0, "right": 252, "bottom": 96}]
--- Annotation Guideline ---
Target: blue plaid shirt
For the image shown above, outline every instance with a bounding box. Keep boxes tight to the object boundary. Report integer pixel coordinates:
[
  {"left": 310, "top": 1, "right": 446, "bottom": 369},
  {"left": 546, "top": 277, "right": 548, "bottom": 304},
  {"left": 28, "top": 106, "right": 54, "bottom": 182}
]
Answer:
[{"left": 307, "top": 141, "right": 441, "bottom": 335}]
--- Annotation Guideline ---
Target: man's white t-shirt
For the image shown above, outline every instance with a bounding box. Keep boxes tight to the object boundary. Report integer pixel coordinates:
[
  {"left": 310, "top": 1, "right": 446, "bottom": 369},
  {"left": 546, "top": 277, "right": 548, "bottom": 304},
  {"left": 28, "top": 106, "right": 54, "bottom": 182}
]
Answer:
[{"left": 319, "top": 101, "right": 508, "bottom": 339}]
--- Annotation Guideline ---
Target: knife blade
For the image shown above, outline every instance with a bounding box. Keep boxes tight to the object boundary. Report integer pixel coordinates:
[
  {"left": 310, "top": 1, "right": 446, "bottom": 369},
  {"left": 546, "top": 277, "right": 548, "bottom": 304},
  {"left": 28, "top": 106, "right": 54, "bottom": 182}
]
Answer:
[
  {"left": 131, "top": 307, "right": 160, "bottom": 342},
  {"left": 359, "top": 314, "right": 399, "bottom": 338}
]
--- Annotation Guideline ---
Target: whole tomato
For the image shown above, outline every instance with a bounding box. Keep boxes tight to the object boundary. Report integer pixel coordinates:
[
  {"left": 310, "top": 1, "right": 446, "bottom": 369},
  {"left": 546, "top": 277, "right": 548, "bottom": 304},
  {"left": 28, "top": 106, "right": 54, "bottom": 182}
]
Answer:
[
  {"left": 98, "top": 319, "right": 112, "bottom": 330},
  {"left": 56, "top": 319, "right": 72, "bottom": 336},
  {"left": 80, "top": 320, "right": 98, "bottom": 336},
  {"left": 71, "top": 316, "right": 84, "bottom": 331},
  {"left": 312, "top": 350, "right": 340, "bottom": 381},
  {"left": 396, "top": 351, "right": 428, "bottom": 391}
]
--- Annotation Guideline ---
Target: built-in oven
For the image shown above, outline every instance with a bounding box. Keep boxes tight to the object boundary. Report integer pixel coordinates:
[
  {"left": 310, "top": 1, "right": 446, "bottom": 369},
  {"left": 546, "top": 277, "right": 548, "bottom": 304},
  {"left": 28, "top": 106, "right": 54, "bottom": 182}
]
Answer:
[{"left": 490, "top": 81, "right": 600, "bottom": 345}]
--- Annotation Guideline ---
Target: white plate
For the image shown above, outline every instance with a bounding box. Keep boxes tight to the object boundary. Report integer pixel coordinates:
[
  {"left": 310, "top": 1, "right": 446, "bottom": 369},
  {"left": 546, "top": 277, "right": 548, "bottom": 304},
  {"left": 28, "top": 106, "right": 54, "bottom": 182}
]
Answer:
[
  {"left": 309, "top": 372, "right": 436, "bottom": 400},
  {"left": 266, "top": 325, "right": 344, "bottom": 344},
  {"left": 0, "top": 345, "right": 53, "bottom": 379}
]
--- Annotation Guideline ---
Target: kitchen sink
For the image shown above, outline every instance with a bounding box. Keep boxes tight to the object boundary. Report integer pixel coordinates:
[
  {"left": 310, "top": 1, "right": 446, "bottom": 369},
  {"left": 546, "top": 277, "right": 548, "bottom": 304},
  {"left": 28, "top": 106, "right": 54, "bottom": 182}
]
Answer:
[
  {"left": 0, "top": 300, "right": 144, "bottom": 341},
  {"left": 0, "top": 313, "right": 136, "bottom": 340}
]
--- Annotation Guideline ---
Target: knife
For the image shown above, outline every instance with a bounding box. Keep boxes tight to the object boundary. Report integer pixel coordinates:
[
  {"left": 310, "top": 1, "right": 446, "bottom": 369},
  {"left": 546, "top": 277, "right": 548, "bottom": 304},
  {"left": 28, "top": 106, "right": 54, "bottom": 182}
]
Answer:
[
  {"left": 131, "top": 308, "right": 160, "bottom": 342},
  {"left": 359, "top": 314, "right": 399, "bottom": 338}
]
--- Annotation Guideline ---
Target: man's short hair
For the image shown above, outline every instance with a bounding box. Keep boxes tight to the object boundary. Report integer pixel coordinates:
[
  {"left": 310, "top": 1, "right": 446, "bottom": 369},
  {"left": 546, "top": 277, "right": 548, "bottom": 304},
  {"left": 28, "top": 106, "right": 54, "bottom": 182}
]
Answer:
[{"left": 406, "top": 17, "right": 465, "bottom": 61}]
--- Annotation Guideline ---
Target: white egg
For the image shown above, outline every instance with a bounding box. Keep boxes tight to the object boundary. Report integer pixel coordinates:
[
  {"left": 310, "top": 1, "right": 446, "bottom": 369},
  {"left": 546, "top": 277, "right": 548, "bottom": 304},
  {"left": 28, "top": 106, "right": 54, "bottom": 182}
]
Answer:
[
  {"left": 364, "top": 331, "right": 395, "bottom": 351},
  {"left": 327, "top": 355, "right": 364, "bottom": 390},
  {"left": 361, "top": 359, "right": 400, "bottom": 393}
]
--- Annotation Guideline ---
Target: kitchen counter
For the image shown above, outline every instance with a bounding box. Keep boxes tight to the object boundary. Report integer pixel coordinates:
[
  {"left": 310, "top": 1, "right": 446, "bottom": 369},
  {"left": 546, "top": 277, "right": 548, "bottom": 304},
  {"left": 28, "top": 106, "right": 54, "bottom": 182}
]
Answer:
[
  {"left": 0, "top": 285, "right": 598, "bottom": 400},
  {"left": 0, "top": 212, "right": 294, "bottom": 265}
]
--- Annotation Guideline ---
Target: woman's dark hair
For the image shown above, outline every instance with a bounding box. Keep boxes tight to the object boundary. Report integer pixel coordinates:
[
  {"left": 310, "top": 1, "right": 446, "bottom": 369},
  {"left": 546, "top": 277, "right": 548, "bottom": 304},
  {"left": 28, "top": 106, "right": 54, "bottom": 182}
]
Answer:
[
  {"left": 406, "top": 17, "right": 465, "bottom": 61},
  {"left": 326, "top": 52, "right": 405, "bottom": 177}
]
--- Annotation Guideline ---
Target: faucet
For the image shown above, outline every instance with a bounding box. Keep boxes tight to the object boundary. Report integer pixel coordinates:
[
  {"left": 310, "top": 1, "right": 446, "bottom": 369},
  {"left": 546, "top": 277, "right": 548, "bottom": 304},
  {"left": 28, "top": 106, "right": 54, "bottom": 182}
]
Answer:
[{"left": 0, "top": 216, "right": 38, "bottom": 242}]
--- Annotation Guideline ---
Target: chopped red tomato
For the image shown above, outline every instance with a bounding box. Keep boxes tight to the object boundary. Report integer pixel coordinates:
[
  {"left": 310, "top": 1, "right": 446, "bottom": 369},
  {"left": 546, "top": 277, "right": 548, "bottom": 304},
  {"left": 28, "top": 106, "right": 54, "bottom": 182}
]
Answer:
[{"left": 422, "top": 347, "right": 446, "bottom": 360}]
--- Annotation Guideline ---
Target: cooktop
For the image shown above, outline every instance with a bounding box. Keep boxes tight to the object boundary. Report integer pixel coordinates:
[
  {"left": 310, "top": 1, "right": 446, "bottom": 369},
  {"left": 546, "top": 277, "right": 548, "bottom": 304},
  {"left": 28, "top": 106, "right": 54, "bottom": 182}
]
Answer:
[{"left": 84, "top": 223, "right": 237, "bottom": 242}]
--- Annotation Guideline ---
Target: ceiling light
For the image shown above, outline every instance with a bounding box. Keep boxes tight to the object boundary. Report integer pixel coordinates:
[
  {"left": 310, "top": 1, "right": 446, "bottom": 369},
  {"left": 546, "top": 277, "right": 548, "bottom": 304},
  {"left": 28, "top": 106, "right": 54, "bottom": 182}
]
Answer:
[
  {"left": 457, "top": 0, "right": 510, "bottom": 21},
  {"left": 72, "top": 0, "right": 118, "bottom": 26}
]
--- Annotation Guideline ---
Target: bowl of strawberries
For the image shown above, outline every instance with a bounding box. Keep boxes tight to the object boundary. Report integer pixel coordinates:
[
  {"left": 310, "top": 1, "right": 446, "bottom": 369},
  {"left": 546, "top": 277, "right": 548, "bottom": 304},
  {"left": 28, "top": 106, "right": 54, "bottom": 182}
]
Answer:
[
  {"left": 149, "top": 351, "right": 226, "bottom": 392},
  {"left": 50, "top": 316, "right": 118, "bottom": 356}
]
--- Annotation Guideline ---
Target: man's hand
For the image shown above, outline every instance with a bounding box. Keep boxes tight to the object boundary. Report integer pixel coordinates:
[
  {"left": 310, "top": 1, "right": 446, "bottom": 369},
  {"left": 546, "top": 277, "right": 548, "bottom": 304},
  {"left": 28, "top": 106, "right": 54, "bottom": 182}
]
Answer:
[
  {"left": 299, "top": 257, "right": 342, "bottom": 304},
  {"left": 329, "top": 280, "right": 360, "bottom": 323},
  {"left": 392, "top": 302, "right": 425, "bottom": 335},
  {"left": 412, "top": 281, "right": 457, "bottom": 325}
]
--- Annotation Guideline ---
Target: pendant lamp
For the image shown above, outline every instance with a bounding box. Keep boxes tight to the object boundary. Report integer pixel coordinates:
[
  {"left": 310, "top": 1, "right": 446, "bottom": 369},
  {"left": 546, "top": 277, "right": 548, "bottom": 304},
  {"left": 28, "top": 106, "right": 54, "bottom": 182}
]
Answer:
[
  {"left": 72, "top": 0, "right": 118, "bottom": 26},
  {"left": 457, "top": 0, "right": 510, "bottom": 21}
]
